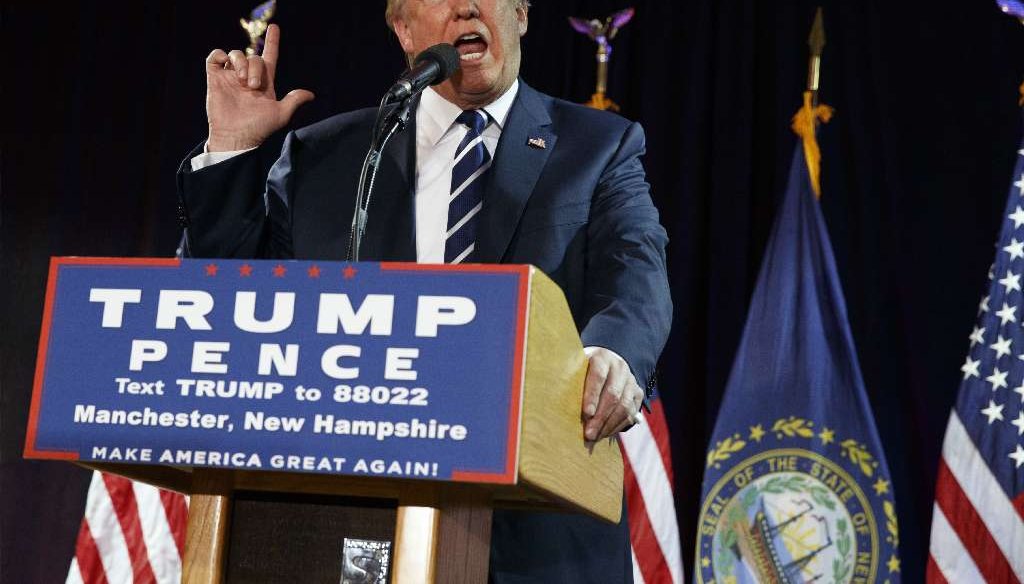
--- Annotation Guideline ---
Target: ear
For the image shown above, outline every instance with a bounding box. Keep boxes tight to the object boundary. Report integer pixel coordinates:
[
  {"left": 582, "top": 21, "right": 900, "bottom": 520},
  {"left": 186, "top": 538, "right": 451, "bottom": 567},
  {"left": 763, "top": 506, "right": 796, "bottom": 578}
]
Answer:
[
  {"left": 516, "top": 5, "right": 528, "bottom": 36},
  {"left": 392, "top": 16, "right": 416, "bottom": 54}
]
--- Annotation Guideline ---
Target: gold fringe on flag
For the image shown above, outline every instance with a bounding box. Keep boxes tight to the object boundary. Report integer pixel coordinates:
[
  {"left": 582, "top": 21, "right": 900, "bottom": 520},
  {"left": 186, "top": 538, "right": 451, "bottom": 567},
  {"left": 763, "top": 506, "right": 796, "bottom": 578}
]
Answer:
[{"left": 791, "top": 90, "right": 833, "bottom": 198}]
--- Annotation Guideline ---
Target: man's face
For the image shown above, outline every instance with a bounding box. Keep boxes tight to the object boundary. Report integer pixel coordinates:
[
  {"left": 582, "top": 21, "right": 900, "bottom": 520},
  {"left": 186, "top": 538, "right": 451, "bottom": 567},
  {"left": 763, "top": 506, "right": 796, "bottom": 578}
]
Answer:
[{"left": 393, "top": 0, "right": 528, "bottom": 109}]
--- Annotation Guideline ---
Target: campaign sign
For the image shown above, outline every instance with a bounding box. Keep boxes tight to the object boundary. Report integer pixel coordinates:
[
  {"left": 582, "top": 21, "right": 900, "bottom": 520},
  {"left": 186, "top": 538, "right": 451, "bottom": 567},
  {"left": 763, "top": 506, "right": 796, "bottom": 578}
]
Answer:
[{"left": 24, "top": 258, "right": 530, "bottom": 484}]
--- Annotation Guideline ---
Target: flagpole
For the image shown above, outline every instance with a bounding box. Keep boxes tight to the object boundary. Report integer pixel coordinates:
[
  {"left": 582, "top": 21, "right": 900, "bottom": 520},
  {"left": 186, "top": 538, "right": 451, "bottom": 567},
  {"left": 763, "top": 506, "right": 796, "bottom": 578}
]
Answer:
[
  {"left": 792, "top": 7, "right": 832, "bottom": 198},
  {"left": 806, "top": 7, "right": 825, "bottom": 108},
  {"left": 695, "top": 10, "right": 901, "bottom": 572}
]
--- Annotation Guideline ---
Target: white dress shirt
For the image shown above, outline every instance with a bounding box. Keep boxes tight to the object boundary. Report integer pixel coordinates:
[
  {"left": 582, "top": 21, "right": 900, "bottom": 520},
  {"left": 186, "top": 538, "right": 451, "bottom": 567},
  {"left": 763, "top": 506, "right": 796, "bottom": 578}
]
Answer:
[
  {"left": 413, "top": 80, "right": 517, "bottom": 262},
  {"left": 191, "top": 80, "right": 519, "bottom": 264}
]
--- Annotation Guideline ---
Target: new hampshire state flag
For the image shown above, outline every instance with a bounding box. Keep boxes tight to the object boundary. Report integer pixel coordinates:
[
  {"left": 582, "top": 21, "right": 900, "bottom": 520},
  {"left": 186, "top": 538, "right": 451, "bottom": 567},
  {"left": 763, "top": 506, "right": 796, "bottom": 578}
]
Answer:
[{"left": 695, "top": 99, "right": 902, "bottom": 584}]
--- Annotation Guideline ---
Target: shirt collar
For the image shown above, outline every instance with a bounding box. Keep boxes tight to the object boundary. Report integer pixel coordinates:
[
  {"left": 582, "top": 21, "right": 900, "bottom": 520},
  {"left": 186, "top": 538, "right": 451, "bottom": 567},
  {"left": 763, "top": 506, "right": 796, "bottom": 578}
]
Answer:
[{"left": 418, "top": 80, "right": 520, "bottom": 147}]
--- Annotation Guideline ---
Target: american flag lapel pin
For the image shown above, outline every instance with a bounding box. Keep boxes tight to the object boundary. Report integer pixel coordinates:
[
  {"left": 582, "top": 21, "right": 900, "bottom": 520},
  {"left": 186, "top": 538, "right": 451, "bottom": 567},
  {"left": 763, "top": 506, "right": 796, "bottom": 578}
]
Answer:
[{"left": 527, "top": 137, "right": 547, "bottom": 149}]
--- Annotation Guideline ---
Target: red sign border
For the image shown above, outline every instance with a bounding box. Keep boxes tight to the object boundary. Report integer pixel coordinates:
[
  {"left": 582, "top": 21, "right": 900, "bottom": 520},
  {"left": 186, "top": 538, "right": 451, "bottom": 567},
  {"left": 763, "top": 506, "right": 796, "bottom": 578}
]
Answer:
[
  {"left": 382, "top": 262, "right": 531, "bottom": 485},
  {"left": 24, "top": 257, "right": 182, "bottom": 460},
  {"left": 25, "top": 258, "right": 530, "bottom": 487}
]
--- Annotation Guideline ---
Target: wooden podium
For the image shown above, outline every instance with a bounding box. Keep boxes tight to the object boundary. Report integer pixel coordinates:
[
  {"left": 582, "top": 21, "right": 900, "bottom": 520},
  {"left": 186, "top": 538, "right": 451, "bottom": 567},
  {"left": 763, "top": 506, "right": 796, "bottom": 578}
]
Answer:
[{"left": 32, "top": 262, "right": 623, "bottom": 583}]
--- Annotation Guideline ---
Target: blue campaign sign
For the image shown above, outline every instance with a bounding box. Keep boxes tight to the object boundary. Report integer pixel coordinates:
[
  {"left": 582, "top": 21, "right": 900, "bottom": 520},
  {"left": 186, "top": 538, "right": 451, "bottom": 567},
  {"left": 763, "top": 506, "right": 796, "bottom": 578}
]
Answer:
[{"left": 25, "top": 258, "right": 530, "bottom": 484}]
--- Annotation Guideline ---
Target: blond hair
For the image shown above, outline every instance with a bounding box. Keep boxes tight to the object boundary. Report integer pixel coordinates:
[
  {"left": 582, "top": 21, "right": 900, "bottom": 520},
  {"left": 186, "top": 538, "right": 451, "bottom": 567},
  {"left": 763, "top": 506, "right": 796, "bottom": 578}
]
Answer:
[{"left": 385, "top": 0, "right": 530, "bottom": 30}]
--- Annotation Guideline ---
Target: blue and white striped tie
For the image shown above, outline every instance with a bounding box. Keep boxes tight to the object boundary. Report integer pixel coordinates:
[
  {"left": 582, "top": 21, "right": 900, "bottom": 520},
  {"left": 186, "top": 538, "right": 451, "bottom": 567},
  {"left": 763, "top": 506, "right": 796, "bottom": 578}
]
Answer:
[{"left": 445, "top": 110, "right": 491, "bottom": 264}]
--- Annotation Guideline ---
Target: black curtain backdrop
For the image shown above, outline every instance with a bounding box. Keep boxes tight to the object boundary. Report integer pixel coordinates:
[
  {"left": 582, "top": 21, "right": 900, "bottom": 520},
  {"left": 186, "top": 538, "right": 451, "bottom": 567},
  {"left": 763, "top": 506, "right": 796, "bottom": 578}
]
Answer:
[{"left": 3, "top": 1, "right": 1023, "bottom": 582}]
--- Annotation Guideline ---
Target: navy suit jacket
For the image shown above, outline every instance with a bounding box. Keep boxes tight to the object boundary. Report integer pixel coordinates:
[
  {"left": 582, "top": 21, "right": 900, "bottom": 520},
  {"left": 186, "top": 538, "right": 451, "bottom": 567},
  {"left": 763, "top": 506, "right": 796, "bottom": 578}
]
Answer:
[{"left": 178, "top": 81, "right": 671, "bottom": 583}]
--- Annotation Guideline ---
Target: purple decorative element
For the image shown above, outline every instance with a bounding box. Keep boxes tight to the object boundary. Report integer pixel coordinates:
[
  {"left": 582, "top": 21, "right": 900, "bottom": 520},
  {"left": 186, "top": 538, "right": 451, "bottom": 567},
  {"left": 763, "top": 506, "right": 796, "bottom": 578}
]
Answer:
[
  {"left": 569, "top": 7, "right": 635, "bottom": 46},
  {"left": 251, "top": 0, "right": 276, "bottom": 21},
  {"left": 569, "top": 17, "right": 595, "bottom": 36},
  {"left": 997, "top": 0, "right": 1024, "bottom": 18},
  {"left": 610, "top": 8, "right": 635, "bottom": 29},
  {"left": 568, "top": 7, "right": 635, "bottom": 111}
]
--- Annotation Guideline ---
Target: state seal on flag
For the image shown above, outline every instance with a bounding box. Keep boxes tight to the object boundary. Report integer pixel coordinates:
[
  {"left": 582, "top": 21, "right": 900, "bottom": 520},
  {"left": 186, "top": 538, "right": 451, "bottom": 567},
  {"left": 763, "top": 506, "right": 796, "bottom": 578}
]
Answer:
[
  {"left": 695, "top": 417, "right": 900, "bottom": 584},
  {"left": 696, "top": 140, "right": 903, "bottom": 583}
]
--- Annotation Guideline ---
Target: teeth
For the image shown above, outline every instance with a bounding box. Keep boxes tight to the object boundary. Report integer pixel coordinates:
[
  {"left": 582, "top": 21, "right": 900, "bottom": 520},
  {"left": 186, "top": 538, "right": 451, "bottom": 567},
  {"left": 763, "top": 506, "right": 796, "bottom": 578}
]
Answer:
[{"left": 458, "top": 33, "right": 481, "bottom": 41}]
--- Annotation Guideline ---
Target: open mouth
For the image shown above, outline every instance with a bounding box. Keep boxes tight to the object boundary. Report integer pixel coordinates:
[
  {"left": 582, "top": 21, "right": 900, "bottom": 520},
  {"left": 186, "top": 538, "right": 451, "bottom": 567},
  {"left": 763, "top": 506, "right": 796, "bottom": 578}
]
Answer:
[{"left": 453, "top": 33, "right": 488, "bottom": 61}]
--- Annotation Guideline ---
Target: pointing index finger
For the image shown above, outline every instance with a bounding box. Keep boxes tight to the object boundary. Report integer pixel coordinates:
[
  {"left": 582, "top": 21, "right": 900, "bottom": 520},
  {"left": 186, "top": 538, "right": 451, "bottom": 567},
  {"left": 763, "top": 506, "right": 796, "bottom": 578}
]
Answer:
[{"left": 262, "top": 24, "right": 280, "bottom": 73}]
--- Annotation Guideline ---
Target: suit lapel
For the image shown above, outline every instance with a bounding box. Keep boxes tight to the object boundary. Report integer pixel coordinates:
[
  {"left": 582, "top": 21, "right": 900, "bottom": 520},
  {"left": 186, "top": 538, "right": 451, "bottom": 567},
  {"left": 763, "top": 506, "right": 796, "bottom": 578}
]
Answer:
[
  {"left": 354, "top": 85, "right": 556, "bottom": 264},
  {"left": 359, "top": 104, "right": 418, "bottom": 262},
  {"left": 476, "top": 82, "right": 557, "bottom": 263}
]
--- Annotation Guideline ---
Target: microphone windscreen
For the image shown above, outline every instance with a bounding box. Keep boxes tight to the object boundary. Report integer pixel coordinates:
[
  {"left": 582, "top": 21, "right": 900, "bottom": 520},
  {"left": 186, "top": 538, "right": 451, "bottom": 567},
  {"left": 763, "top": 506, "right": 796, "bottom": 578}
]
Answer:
[{"left": 415, "top": 43, "right": 461, "bottom": 84}]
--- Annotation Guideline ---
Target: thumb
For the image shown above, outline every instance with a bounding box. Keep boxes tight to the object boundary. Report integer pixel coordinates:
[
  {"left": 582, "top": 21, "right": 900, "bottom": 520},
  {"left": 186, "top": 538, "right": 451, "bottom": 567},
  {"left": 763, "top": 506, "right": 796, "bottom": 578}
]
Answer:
[{"left": 280, "top": 89, "right": 315, "bottom": 117}]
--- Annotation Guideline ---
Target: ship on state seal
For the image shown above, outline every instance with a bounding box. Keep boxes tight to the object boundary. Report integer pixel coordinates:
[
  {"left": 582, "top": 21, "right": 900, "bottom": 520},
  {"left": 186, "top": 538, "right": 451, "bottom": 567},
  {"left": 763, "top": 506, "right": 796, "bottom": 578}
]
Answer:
[{"left": 728, "top": 497, "right": 834, "bottom": 584}]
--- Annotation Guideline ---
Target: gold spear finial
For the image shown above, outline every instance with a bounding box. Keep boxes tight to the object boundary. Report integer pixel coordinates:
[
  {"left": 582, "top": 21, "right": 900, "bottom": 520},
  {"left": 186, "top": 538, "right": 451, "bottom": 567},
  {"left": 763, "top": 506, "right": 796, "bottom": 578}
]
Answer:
[
  {"left": 794, "top": 7, "right": 832, "bottom": 197},
  {"left": 807, "top": 7, "right": 825, "bottom": 104}
]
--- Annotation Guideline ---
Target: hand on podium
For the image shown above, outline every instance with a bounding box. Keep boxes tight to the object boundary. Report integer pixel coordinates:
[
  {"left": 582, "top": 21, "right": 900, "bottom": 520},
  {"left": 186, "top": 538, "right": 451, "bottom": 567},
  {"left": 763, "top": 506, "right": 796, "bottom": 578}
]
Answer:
[
  {"left": 581, "top": 347, "right": 644, "bottom": 441},
  {"left": 203, "top": 24, "right": 315, "bottom": 152}
]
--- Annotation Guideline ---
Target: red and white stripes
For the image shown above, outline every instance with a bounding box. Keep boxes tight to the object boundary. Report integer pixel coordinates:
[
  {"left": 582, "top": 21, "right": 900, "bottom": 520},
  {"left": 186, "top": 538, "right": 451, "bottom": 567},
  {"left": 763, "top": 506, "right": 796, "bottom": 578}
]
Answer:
[
  {"left": 620, "top": 399, "right": 684, "bottom": 584},
  {"left": 928, "top": 412, "right": 1024, "bottom": 583},
  {"left": 67, "top": 472, "right": 188, "bottom": 584}
]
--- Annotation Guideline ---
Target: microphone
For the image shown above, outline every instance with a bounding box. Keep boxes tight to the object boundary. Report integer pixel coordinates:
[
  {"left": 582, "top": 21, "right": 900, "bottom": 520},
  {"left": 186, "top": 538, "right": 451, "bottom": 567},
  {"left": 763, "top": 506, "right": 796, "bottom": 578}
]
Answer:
[
  {"left": 386, "top": 44, "right": 461, "bottom": 101},
  {"left": 347, "top": 44, "right": 460, "bottom": 262}
]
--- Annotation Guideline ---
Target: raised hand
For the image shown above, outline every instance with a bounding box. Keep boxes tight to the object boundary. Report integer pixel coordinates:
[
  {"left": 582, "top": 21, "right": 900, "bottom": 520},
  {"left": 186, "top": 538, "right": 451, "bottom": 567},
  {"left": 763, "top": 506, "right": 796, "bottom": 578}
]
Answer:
[{"left": 204, "top": 24, "right": 314, "bottom": 152}]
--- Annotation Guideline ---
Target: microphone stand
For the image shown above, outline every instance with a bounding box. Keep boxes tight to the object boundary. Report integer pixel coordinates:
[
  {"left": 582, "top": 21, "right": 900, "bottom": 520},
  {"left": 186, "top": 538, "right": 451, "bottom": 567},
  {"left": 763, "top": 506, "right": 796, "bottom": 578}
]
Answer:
[
  {"left": 346, "top": 94, "right": 415, "bottom": 262},
  {"left": 345, "top": 44, "right": 458, "bottom": 261}
]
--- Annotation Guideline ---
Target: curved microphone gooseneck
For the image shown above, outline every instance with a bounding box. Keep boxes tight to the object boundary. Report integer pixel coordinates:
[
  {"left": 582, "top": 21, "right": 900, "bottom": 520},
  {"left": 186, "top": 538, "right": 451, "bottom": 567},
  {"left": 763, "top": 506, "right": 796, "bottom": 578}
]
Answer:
[{"left": 346, "top": 43, "right": 461, "bottom": 261}]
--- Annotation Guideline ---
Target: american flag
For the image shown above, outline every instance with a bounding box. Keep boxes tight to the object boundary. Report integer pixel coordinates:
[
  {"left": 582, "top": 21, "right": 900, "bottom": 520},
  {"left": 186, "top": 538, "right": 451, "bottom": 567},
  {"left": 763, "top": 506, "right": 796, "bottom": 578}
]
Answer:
[
  {"left": 927, "top": 145, "right": 1024, "bottom": 582},
  {"left": 66, "top": 471, "right": 188, "bottom": 584},
  {"left": 621, "top": 392, "right": 684, "bottom": 584}
]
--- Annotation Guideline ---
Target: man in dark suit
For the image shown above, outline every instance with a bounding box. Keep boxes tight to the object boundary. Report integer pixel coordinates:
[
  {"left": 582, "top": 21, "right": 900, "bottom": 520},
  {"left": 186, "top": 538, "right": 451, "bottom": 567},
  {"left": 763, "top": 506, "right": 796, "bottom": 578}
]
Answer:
[{"left": 178, "top": 1, "right": 671, "bottom": 581}]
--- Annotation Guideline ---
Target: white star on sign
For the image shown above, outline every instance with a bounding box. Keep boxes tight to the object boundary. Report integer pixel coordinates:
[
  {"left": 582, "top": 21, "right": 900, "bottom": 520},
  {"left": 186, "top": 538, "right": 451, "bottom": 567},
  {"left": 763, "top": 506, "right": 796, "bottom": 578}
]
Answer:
[
  {"left": 991, "top": 335, "right": 1014, "bottom": 359},
  {"left": 1016, "top": 174, "right": 1024, "bottom": 194},
  {"left": 981, "top": 400, "right": 1005, "bottom": 423},
  {"left": 1005, "top": 238, "right": 1024, "bottom": 261},
  {"left": 1010, "top": 445, "right": 1024, "bottom": 469},
  {"left": 970, "top": 326, "right": 986, "bottom": 346},
  {"left": 980, "top": 295, "right": 990, "bottom": 314},
  {"left": 1000, "top": 270, "right": 1022, "bottom": 294},
  {"left": 1015, "top": 382, "right": 1024, "bottom": 401},
  {"left": 996, "top": 303, "right": 1017, "bottom": 326},
  {"left": 1012, "top": 411, "right": 1024, "bottom": 436},
  {"left": 962, "top": 356, "right": 981, "bottom": 380},
  {"left": 1011, "top": 206, "right": 1024, "bottom": 229},
  {"left": 987, "top": 367, "right": 1009, "bottom": 390}
]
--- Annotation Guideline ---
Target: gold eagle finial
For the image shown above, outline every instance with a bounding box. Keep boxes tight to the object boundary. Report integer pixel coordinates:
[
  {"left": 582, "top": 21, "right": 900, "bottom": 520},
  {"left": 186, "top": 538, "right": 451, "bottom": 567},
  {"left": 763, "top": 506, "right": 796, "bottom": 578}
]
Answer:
[{"left": 240, "top": 0, "right": 277, "bottom": 56}]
